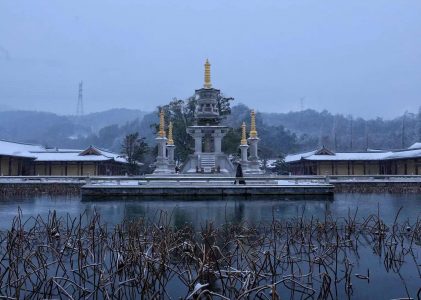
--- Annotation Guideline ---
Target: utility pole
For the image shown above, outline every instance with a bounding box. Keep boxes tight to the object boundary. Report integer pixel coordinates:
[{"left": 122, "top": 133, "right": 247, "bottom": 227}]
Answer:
[
  {"left": 76, "top": 81, "right": 84, "bottom": 117},
  {"left": 417, "top": 106, "right": 421, "bottom": 141},
  {"left": 365, "top": 121, "right": 369, "bottom": 150},
  {"left": 401, "top": 111, "right": 407, "bottom": 149},
  {"left": 350, "top": 116, "right": 353, "bottom": 151},
  {"left": 333, "top": 115, "right": 338, "bottom": 151},
  {"left": 299, "top": 97, "right": 305, "bottom": 126}
]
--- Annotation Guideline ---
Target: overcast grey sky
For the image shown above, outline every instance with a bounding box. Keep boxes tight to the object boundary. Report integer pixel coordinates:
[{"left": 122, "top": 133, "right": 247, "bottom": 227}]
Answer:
[{"left": 1, "top": 0, "right": 420, "bottom": 118}]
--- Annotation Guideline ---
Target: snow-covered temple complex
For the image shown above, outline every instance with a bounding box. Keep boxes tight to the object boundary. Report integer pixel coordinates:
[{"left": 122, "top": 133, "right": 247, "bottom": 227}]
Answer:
[
  {"left": 0, "top": 139, "right": 128, "bottom": 176},
  {"left": 153, "top": 60, "right": 264, "bottom": 175},
  {"left": 286, "top": 144, "right": 421, "bottom": 175}
]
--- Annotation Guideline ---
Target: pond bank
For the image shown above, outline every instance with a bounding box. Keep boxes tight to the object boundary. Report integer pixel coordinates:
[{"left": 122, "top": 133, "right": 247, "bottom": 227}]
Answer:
[
  {"left": 333, "top": 181, "right": 421, "bottom": 193},
  {"left": 0, "top": 182, "right": 82, "bottom": 198},
  {"left": 1, "top": 177, "right": 421, "bottom": 198}
]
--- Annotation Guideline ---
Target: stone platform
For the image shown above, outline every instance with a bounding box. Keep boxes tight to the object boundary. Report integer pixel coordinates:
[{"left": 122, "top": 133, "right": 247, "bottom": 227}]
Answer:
[{"left": 80, "top": 176, "right": 334, "bottom": 199}]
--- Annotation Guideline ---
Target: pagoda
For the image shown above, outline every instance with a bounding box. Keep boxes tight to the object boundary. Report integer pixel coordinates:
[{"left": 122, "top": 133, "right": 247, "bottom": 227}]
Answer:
[
  {"left": 181, "top": 60, "right": 235, "bottom": 174},
  {"left": 153, "top": 110, "right": 175, "bottom": 174}
]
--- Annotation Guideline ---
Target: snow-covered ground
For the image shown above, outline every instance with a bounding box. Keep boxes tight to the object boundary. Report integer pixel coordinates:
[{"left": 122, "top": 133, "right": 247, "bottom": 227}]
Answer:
[
  {"left": 0, "top": 176, "right": 419, "bottom": 186},
  {"left": 276, "top": 180, "right": 326, "bottom": 186}
]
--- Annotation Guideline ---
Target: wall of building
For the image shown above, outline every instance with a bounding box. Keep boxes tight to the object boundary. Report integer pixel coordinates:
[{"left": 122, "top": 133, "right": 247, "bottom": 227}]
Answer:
[
  {"left": 336, "top": 163, "right": 348, "bottom": 175},
  {"left": 82, "top": 164, "right": 96, "bottom": 176},
  {"left": 67, "top": 164, "right": 79, "bottom": 176},
  {"left": 30, "top": 162, "right": 125, "bottom": 176},
  {"left": 353, "top": 163, "right": 365, "bottom": 175},
  {"left": 0, "top": 157, "right": 9, "bottom": 175},
  {"left": 289, "top": 159, "right": 420, "bottom": 176},
  {"left": 0, "top": 156, "right": 32, "bottom": 176},
  {"left": 318, "top": 163, "right": 332, "bottom": 175}
]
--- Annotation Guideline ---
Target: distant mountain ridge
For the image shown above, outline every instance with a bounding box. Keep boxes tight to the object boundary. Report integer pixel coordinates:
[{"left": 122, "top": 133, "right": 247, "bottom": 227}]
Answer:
[
  {"left": 68, "top": 108, "right": 147, "bottom": 133},
  {"left": 0, "top": 106, "right": 419, "bottom": 155},
  {"left": 0, "top": 108, "right": 147, "bottom": 149}
]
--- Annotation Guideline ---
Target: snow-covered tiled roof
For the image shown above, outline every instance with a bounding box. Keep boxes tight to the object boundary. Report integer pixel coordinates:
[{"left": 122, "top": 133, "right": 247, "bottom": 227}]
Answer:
[
  {"left": 33, "top": 152, "right": 121, "bottom": 162},
  {"left": 298, "top": 152, "right": 391, "bottom": 161},
  {"left": 408, "top": 142, "right": 421, "bottom": 150},
  {"left": 83, "top": 146, "right": 128, "bottom": 163},
  {"left": 386, "top": 148, "right": 421, "bottom": 160},
  {"left": 0, "top": 139, "right": 45, "bottom": 158},
  {"left": 284, "top": 150, "right": 318, "bottom": 163},
  {"left": 0, "top": 139, "right": 128, "bottom": 163},
  {"left": 286, "top": 147, "right": 421, "bottom": 163}
]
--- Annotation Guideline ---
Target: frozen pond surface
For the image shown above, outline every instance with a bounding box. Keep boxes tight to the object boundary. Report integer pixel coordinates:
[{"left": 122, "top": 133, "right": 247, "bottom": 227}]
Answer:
[{"left": 0, "top": 193, "right": 420, "bottom": 229}]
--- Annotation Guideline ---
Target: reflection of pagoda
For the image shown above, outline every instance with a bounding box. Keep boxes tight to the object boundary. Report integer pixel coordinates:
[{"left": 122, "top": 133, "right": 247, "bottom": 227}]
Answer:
[{"left": 181, "top": 60, "right": 235, "bottom": 174}]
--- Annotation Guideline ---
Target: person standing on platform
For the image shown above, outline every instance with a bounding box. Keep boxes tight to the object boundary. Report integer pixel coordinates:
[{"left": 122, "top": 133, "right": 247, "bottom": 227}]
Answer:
[{"left": 234, "top": 164, "right": 246, "bottom": 185}]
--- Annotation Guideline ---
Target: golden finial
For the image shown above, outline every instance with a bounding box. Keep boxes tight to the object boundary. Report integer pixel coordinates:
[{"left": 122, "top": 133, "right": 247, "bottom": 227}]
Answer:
[
  {"left": 158, "top": 109, "right": 165, "bottom": 138},
  {"left": 241, "top": 122, "right": 247, "bottom": 145},
  {"left": 167, "top": 121, "right": 174, "bottom": 145},
  {"left": 249, "top": 110, "right": 258, "bottom": 138},
  {"left": 204, "top": 59, "right": 212, "bottom": 89}
]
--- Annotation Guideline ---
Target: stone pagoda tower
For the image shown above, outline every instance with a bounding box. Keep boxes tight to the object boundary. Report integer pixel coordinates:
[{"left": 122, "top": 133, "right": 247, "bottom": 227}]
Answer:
[
  {"left": 153, "top": 110, "right": 175, "bottom": 174},
  {"left": 244, "top": 110, "right": 264, "bottom": 174},
  {"left": 181, "top": 60, "right": 235, "bottom": 174}
]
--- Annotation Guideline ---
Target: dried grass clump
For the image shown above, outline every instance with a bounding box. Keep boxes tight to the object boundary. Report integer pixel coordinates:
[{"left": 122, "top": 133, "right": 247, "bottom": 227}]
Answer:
[{"left": 0, "top": 208, "right": 420, "bottom": 299}]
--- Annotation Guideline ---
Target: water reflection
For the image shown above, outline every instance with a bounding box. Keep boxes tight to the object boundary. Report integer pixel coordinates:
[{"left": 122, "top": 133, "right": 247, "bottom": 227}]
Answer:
[
  {"left": 0, "top": 193, "right": 419, "bottom": 298},
  {"left": 0, "top": 193, "right": 420, "bottom": 229}
]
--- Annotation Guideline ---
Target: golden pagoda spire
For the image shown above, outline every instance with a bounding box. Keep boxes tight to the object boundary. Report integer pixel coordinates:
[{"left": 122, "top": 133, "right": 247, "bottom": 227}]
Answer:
[
  {"left": 158, "top": 109, "right": 166, "bottom": 138},
  {"left": 204, "top": 59, "right": 212, "bottom": 89},
  {"left": 249, "top": 110, "right": 258, "bottom": 138},
  {"left": 167, "top": 121, "right": 174, "bottom": 145},
  {"left": 241, "top": 122, "right": 247, "bottom": 145}
]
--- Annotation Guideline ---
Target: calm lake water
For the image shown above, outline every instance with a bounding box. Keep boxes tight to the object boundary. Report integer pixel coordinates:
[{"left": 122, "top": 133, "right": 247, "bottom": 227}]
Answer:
[
  {"left": 0, "top": 193, "right": 420, "bottom": 299},
  {"left": 0, "top": 193, "right": 420, "bottom": 229}
]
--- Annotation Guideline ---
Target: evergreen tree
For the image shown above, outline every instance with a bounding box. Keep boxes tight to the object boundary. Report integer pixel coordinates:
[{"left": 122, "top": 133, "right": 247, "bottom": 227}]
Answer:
[
  {"left": 272, "top": 154, "right": 289, "bottom": 175},
  {"left": 154, "top": 93, "right": 235, "bottom": 162},
  {"left": 121, "top": 133, "right": 149, "bottom": 175}
]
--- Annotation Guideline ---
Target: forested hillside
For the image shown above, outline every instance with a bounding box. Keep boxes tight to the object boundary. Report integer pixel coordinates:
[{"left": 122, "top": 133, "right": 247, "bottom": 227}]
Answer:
[
  {"left": 0, "top": 109, "right": 147, "bottom": 150},
  {"left": 0, "top": 105, "right": 420, "bottom": 159},
  {"left": 261, "top": 108, "right": 421, "bottom": 152}
]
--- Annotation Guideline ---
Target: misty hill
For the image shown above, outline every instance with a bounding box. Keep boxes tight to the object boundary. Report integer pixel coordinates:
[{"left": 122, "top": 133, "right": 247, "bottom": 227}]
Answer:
[
  {"left": 0, "top": 104, "right": 14, "bottom": 112},
  {"left": 68, "top": 108, "right": 147, "bottom": 133},
  {"left": 0, "top": 105, "right": 419, "bottom": 156},
  {"left": 0, "top": 108, "right": 147, "bottom": 149},
  {"left": 259, "top": 108, "right": 421, "bottom": 152}
]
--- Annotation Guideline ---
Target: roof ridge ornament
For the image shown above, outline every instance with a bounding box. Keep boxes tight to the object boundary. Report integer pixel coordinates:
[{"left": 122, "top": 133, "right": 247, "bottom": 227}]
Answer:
[{"left": 204, "top": 59, "right": 212, "bottom": 89}]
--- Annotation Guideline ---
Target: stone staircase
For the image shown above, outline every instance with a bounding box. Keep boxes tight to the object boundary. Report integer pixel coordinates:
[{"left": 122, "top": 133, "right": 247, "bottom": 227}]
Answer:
[{"left": 200, "top": 154, "right": 216, "bottom": 172}]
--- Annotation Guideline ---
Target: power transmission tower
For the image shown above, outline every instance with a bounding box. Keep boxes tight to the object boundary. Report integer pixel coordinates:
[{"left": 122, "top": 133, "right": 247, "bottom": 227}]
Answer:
[
  {"left": 299, "top": 97, "right": 305, "bottom": 125},
  {"left": 350, "top": 117, "right": 353, "bottom": 150},
  {"left": 76, "top": 81, "right": 84, "bottom": 117},
  {"left": 333, "top": 116, "right": 337, "bottom": 151},
  {"left": 365, "top": 121, "right": 369, "bottom": 150},
  {"left": 401, "top": 111, "right": 407, "bottom": 149}
]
